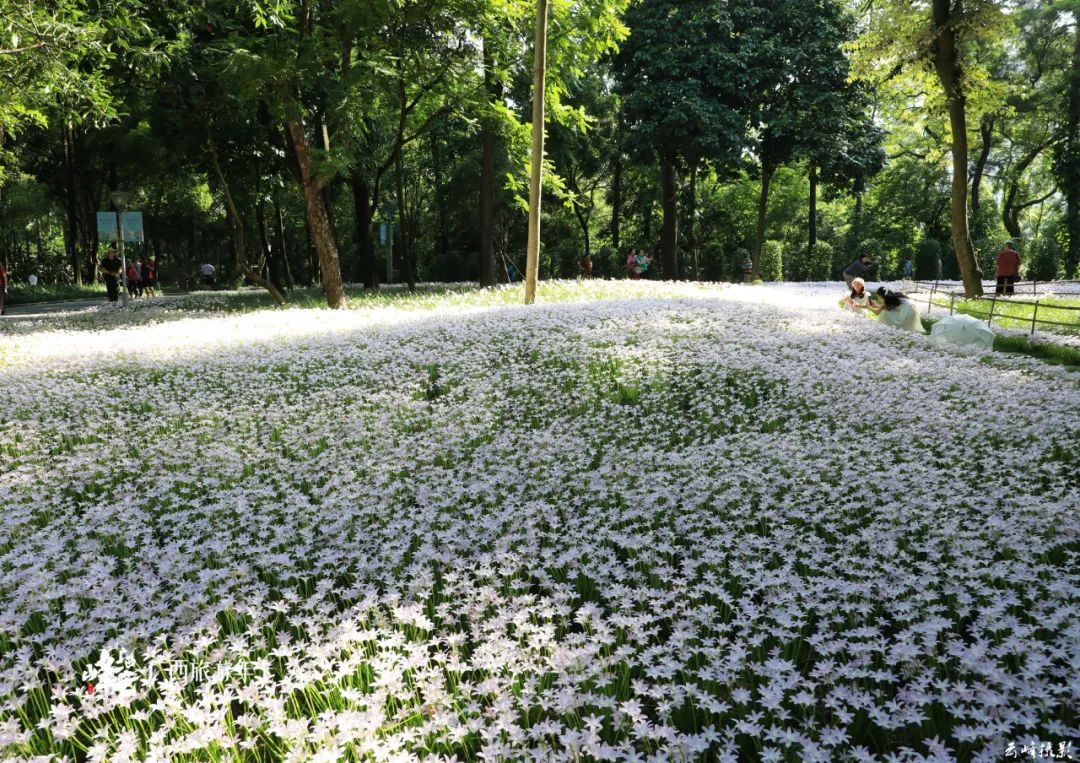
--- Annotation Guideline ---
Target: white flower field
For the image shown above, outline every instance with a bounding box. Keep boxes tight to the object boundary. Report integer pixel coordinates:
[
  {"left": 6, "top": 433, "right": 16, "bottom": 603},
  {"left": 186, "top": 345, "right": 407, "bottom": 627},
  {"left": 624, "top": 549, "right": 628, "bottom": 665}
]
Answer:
[{"left": 0, "top": 281, "right": 1077, "bottom": 762}]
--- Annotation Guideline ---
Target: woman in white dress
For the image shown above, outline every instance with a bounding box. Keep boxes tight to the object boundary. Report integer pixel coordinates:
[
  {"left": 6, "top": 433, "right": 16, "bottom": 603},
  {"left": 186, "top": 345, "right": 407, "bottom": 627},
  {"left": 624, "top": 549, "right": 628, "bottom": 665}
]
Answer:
[{"left": 864, "top": 288, "right": 927, "bottom": 334}]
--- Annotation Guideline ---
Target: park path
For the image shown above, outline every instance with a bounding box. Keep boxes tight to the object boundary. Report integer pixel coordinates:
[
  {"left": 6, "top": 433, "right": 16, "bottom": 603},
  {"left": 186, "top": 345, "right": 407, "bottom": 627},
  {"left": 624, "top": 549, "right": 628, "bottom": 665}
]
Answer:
[{"left": 4, "top": 293, "right": 190, "bottom": 318}]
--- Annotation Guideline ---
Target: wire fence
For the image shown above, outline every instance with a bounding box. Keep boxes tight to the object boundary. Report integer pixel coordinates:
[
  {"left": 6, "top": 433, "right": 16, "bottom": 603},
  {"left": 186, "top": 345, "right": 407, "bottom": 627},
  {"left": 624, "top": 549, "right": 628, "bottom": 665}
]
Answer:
[{"left": 904, "top": 280, "right": 1080, "bottom": 335}]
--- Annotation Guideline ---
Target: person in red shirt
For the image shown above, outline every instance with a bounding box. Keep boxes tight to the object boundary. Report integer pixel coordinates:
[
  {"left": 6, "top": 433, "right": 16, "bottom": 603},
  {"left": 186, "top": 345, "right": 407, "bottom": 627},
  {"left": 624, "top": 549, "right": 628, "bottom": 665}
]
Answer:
[
  {"left": 0, "top": 261, "right": 7, "bottom": 315},
  {"left": 126, "top": 262, "right": 140, "bottom": 299},
  {"left": 143, "top": 256, "right": 157, "bottom": 296},
  {"left": 995, "top": 240, "right": 1021, "bottom": 296}
]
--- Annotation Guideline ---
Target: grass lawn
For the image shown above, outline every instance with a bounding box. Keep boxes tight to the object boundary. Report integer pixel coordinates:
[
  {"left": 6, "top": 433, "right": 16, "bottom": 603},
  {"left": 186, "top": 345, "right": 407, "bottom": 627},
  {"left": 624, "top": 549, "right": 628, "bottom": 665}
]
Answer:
[
  {"left": 928, "top": 294, "right": 1080, "bottom": 336},
  {"left": 0, "top": 282, "right": 1077, "bottom": 762},
  {"left": 4, "top": 282, "right": 109, "bottom": 305}
]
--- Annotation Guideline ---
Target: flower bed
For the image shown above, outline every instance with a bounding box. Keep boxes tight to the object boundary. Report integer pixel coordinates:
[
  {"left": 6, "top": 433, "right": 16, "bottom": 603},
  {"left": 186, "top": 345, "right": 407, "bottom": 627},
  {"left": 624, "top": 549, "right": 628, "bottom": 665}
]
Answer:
[{"left": 1, "top": 282, "right": 1077, "bottom": 762}]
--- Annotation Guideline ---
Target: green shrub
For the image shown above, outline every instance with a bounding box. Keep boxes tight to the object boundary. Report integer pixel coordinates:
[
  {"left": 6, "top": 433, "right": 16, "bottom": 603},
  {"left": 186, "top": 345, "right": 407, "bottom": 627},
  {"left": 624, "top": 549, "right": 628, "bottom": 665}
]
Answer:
[
  {"left": 1024, "top": 237, "right": 1063, "bottom": 281},
  {"left": 805, "top": 240, "right": 832, "bottom": 281},
  {"left": 915, "top": 239, "right": 945, "bottom": 281},
  {"left": 760, "top": 241, "right": 783, "bottom": 281}
]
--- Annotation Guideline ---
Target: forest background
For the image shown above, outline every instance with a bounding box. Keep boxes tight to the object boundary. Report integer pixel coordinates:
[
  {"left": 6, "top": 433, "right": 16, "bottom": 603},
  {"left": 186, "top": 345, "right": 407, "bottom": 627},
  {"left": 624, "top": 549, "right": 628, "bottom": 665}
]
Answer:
[{"left": 0, "top": 0, "right": 1077, "bottom": 303}]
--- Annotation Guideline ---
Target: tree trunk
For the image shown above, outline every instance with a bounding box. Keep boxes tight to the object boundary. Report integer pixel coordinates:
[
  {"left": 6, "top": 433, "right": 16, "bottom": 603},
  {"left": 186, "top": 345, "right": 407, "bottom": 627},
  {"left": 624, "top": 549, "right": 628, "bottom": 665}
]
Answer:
[
  {"left": 257, "top": 199, "right": 285, "bottom": 291},
  {"left": 285, "top": 118, "right": 346, "bottom": 307},
  {"left": 69, "top": 127, "right": 99, "bottom": 283},
  {"left": 1003, "top": 143, "right": 1046, "bottom": 239},
  {"left": 932, "top": 0, "right": 983, "bottom": 297},
  {"left": 61, "top": 123, "right": 82, "bottom": 285},
  {"left": 687, "top": 160, "right": 699, "bottom": 280},
  {"left": 350, "top": 173, "right": 378, "bottom": 289},
  {"left": 807, "top": 162, "right": 817, "bottom": 282},
  {"left": 272, "top": 196, "right": 295, "bottom": 288},
  {"left": 479, "top": 37, "right": 499, "bottom": 287},
  {"left": 394, "top": 150, "right": 416, "bottom": 291},
  {"left": 611, "top": 126, "right": 623, "bottom": 259},
  {"left": 206, "top": 120, "right": 286, "bottom": 305},
  {"left": 659, "top": 154, "right": 678, "bottom": 280},
  {"left": 852, "top": 191, "right": 864, "bottom": 244},
  {"left": 751, "top": 165, "right": 773, "bottom": 280},
  {"left": 571, "top": 196, "right": 591, "bottom": 262},
  {"left": 306, "top": 228, "right": 318, "bottom": 286},
  {"left": 1065, "top": 22, "right": 1080, "bottom": 278},
  {"left": 524, "top": 0, "right": 549, "bottom": 305},
  {"left": 479, "top": 128, "right": 497, "bottom": 287},
  {"left": 431, "top": 121, "right": 450, "bottom": 280},
  {"left": 971, "top": 116, "right": 993, "bottom": 213}
]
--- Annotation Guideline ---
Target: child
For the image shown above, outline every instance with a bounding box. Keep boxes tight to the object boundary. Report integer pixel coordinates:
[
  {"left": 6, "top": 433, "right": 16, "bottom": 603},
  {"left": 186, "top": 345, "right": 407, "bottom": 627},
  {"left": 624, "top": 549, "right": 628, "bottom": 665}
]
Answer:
[{"left": 840, "top": 277, "right": 871, "bottom": 311}]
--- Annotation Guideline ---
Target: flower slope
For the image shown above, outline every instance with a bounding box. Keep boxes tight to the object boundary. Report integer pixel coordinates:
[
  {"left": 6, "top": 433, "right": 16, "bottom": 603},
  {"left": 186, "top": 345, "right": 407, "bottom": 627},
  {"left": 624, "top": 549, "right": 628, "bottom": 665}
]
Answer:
[{"left": 0, "top": 282, "right": 1077, "bottom": 762}]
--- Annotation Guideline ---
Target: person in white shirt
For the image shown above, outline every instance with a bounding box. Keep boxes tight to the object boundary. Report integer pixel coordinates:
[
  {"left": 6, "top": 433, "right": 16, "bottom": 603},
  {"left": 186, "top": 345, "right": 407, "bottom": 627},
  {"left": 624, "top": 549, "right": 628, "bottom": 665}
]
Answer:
[{"left": 201, "top": 262, "right": 216, "bottom": 288}]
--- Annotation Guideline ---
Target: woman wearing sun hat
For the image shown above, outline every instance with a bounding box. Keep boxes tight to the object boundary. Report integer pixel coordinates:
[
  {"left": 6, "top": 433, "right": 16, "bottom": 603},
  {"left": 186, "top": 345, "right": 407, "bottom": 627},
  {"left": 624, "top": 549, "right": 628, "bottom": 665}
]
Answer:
[{"left": 840, "top": 277, "right": 873, "bottom": 311}]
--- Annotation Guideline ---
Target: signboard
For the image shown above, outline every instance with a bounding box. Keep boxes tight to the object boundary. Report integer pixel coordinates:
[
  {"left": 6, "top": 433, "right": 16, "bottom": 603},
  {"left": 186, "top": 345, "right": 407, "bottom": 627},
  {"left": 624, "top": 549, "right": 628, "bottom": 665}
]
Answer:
[
  {"left": 96, "top": 211, "right": 145, "bottom": 242},
  {"left": 121, "top": 211, "right": 144, "bottom": 243},
  {"left": 379, "top": 223, "right": 387, "bottom": 246},
  {"left": 97, "top": 212, "right": 118, "bottom": 242}
]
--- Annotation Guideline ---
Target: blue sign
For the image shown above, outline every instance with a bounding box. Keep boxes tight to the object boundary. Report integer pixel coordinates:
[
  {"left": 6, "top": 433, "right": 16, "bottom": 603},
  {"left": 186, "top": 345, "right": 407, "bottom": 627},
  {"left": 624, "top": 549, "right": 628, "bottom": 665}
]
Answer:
[
  {"left": 97, "top": 212, "right": 118, "bottom": 242},
  {"left": 379, "top": 223, "right": 387, "bottom": 245},
  {"left": 121, "top": 211, "right": 144, "bottom": 243}
]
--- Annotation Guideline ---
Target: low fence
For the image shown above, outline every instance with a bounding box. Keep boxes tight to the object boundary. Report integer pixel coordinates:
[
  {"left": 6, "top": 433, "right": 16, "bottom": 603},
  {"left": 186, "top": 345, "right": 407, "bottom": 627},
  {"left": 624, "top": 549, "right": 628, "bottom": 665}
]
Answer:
[{"left": 904, "top": 280, "right": 1080, "bottom": 335}]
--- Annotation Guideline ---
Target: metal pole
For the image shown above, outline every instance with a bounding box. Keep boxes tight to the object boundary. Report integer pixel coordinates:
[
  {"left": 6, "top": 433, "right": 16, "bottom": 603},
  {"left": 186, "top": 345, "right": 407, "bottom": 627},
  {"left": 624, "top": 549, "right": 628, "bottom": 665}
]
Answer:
[
  {"left": 1031, "top": 300, "right": 1039, "bottom": 335},
  {"left": 987, "top": 295, "right": 997, "bottom": 327},
  {"left": 949, "top": 293, "right": 955, "bottom": 315},
  {"left": 117, "top": 211, "right": 129, "bottom": 308},
  {"left": 524, "top": 0, "right": 549, "bottom": 305}
]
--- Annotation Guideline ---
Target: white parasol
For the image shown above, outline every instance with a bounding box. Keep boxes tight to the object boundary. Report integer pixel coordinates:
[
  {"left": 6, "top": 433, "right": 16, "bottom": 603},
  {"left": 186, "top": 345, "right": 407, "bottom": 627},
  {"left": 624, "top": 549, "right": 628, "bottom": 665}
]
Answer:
[{"left": 930, "top": 313, "right": 996, "bottom": 349}]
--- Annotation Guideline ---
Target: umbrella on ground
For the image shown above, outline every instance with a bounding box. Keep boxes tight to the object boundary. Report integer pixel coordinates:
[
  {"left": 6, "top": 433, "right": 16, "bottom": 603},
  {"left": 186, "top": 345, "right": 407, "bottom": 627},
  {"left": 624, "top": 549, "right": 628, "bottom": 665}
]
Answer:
[{"left": 930, "top": 314, "right": 995, "bottom": 349}]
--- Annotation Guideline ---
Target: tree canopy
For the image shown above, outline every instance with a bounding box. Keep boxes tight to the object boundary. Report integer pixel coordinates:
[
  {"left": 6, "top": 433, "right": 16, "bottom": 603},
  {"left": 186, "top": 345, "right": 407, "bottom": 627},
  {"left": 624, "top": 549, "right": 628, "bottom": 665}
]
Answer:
[{"left": 0, "top": 0, "right": 1075, "bottom": 299}]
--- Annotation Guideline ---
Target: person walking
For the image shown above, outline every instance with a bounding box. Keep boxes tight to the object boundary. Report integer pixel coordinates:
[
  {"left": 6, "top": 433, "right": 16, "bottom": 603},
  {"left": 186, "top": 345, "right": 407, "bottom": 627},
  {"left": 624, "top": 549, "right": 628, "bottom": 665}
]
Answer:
[
  {"left": 843, "top": 253, "right": 877, "bottom": 287},
  {"left": 143, "top": 256, "right": 158, "bottom": 296},
  {"left": 201, "top": 262, "right": 216, "bottom": 288},
  {"left": 99, "top": 247, "right": 122, "bottom": 303},
  {"left": 995, "top": 240, "right": 1021, "bottom": 296},
  {"left": 126, "top": 261, "right": 140, "bottom": 299},
  {"left": 902, "top": 258, "right": 913, "bottom": 280}
]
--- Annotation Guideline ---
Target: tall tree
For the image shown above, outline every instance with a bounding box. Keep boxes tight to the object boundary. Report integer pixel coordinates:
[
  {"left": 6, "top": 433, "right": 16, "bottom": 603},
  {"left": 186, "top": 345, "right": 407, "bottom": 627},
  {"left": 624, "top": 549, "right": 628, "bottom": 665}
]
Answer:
[
  {"left": 616, "top": 0, "right": 749, "bottom": 280},
  {"left": 852, "top": 0, "right": 1008, "bottom": 296},
  {"left": 1060, "top": 6, "right": 1080, "bottom": 277},
  {"left": 744, "top": 0, "right": 872, "bottom": 280}
]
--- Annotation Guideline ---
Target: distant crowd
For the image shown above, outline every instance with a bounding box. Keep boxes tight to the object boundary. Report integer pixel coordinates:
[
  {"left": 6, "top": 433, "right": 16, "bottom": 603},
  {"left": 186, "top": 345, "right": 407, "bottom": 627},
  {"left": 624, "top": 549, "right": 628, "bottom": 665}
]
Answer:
[{"left": 97, "top": 246, "right": 159, "bottom": 302}]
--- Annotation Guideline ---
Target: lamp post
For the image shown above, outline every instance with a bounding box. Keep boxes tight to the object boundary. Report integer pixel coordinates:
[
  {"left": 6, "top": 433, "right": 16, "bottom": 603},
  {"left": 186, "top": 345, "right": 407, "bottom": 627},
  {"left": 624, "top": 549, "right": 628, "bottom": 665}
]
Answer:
[{"left": 111, "top": 191, "right": 130, "bottom": 308}]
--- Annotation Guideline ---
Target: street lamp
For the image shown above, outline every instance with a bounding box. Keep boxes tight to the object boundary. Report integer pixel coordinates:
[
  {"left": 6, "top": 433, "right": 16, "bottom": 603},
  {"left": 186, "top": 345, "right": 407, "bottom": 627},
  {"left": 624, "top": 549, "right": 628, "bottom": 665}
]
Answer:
[{"left": 111, "top": 191, "right": 130, "bottom": 307}]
